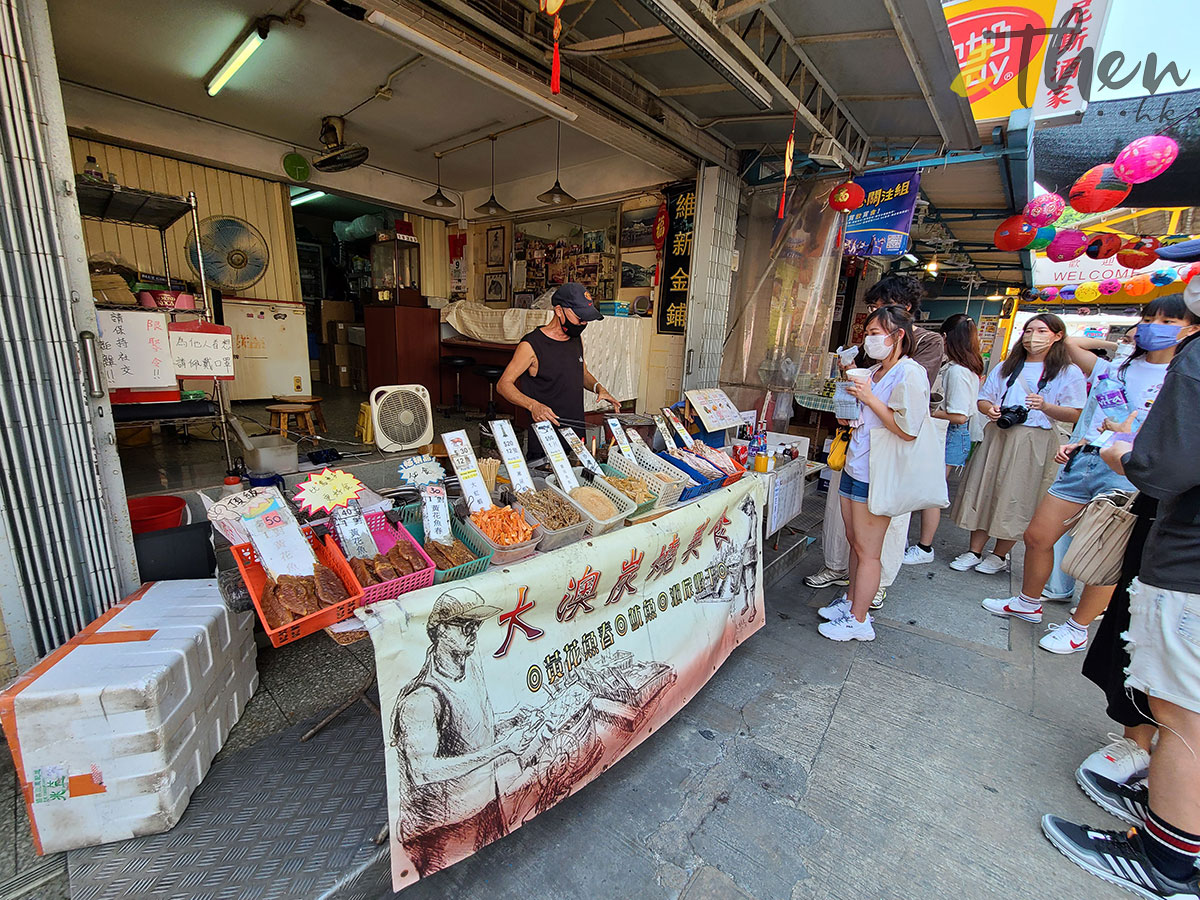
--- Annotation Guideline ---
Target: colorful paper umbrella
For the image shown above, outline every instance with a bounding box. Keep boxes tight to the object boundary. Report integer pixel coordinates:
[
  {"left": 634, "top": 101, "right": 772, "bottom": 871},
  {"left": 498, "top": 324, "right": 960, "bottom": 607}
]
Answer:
[
  {"left": 1030, "top": 226, "right": 1056, "bottom": 251},
  {"left": 1046, "top": 229, "right": 1089, "bottom": 262},
  {"left": 1114, "top": 135, "right": 1179, "bottom": 184},
  {"left": 1151, "top": 268, "right": 1178, "bottom": 286},
  {"left": 1069, "top": 164, "right": 1131, "bottom": 214},
  {"left": 1116, "top": 237, "right": 1160, "bottom": 269},
  {"left": 1076, "top": 282, "right": 1101, "bottom": 302},
  {"left": 1024, "top": 193, "right": 1065, "bottom": 227},
  {"left": 1059, "top": 285, "right": 1077, "bottom": 301},
  {"left": 1125, "top": 275, "right": 1155, "bottom": 297},
  {"left": 1099, "top": 278, "right": 1122, "bottom": 295},
  {"left": 829, "top": 181, "right": 865, "bottom": 212},
  {"left": 1085, "top": 233, "right": 1123, "bottom": 260},
  {"left": 1041, "top": 286, "right": 1060, "bottom": 301},
  {"left": 994, "top": 215, "right": 1036, "bottom": 251}
]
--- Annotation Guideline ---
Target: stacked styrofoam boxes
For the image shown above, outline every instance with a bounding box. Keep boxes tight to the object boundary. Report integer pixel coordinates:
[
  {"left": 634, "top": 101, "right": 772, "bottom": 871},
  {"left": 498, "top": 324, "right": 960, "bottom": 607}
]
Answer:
[{"left": 0, "top": 579, "right": 257, "bottom": 854}]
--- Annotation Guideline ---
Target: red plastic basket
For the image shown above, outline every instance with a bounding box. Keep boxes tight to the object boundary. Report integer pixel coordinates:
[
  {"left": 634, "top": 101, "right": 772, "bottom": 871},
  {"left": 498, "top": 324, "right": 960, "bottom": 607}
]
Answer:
[
  {"left": 720, "top": 455, "right": 746, "bottom": 487},
  {"left": 332, "top": 511, "right": 436, "bottom": 606},
  {"left": 233, "top": 528, "right": 364, "bottom": 648}
]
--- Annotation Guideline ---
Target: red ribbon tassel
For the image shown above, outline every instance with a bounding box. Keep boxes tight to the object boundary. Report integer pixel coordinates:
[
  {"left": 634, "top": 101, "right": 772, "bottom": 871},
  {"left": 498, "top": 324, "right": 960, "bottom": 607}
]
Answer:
[
  {"left": 777, "top": 188, "right": 787, "bottom": 220},
  {"left": 551, "top": 16, "right": 562, "bottom": 94}
]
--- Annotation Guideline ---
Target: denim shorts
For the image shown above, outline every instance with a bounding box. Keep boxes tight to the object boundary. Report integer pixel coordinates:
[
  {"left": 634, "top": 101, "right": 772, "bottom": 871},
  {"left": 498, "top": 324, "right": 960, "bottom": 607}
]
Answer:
[
  {"left": 838, "top": 472, "right": 869, "bottom": 503},
  {"left": 945, "top": 422, "right": 971, "bottom": 468},
  {"left": 1048, "top": 447, "right": 1135, "bottom": 504},
  {"left": 1126, "top": 578, "right": 1200, "bottom": 716}
]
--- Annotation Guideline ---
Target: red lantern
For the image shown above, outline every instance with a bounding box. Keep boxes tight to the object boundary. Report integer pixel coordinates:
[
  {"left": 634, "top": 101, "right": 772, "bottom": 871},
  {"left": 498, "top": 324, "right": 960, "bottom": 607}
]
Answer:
[
  {"left": 1085, "top": 233, "right": 1123, "bottom": 260},
  {"left": 1116, "top": 236, "right": 1160, "bottom": 270},
  {"left": 829, "top": 181, "right": 865, "bottom": 212},
  {"left": 994, "top": 215, "right": 1036, "bottom": 251},
  {"left": 1068, "top": 164, "right": 1131, "bottom": 214},
  {"left": 1046, "top": 229, "right": 1089, "bottom": 262}
]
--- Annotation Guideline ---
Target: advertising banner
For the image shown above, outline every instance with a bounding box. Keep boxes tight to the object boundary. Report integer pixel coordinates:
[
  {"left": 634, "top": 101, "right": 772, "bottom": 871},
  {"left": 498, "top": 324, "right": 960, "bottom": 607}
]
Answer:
[
  {"left": 657, "top": 182, "right": 697, "bottom": 335},
  {"left": 363, "top": 478, "right": 765, "bottom": 891},
  {"left": 842, "top": 169, "right": 921, "bottom": 257}
]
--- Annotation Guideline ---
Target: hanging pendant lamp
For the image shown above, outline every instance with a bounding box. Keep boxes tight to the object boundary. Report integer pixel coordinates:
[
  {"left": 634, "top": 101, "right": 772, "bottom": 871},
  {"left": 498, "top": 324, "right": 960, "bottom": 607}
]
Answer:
[
  {"left": 423, "top": 154, "right": 454, "bottom": 208},
  {"left": 473, "top": 136, "right": 509, "bottom": 217},
  {"left": 537, "top": 122, "right": 576, "bottom": 206}
]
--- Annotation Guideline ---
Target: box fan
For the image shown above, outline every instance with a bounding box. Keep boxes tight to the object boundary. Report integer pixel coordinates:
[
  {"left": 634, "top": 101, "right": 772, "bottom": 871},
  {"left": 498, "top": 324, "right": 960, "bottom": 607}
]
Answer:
[{"left": 371, "top": 385, "right": 433, "bottom": 452}]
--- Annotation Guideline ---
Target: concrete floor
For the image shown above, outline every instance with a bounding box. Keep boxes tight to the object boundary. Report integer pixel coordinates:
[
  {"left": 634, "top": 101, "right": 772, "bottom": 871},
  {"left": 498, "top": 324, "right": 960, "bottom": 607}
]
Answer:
[{"left": 6, "top": 489, "right": 1130, "bottom": 900}]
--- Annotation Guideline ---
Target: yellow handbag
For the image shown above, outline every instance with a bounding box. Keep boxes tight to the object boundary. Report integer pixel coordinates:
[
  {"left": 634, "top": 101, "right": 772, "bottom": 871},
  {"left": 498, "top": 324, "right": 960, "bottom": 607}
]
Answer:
[{"left": 826, "top": 427, "right": 850, "bottom": 471}]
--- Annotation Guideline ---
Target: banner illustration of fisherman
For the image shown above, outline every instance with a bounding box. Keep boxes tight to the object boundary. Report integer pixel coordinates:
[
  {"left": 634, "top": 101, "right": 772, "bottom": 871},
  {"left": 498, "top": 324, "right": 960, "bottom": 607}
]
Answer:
[{"left": 361, "top": 478, "right": 765, "bottom": 890}]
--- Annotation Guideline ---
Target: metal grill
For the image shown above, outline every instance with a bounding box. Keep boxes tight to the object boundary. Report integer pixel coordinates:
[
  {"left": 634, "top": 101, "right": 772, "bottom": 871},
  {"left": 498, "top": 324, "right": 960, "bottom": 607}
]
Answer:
[{"left": 0, "top": 0, "right": 122, "bottom": 658}]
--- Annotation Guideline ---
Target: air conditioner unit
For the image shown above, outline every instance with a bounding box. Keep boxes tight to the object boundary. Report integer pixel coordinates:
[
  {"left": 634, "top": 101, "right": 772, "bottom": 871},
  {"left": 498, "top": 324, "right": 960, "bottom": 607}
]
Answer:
[{"left": 808, "top": 137, "right": 844, "bottom": 168}]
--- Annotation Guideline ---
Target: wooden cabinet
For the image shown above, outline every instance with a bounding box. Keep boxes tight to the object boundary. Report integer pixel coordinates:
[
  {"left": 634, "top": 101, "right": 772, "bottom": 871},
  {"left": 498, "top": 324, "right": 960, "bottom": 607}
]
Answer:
[{"left": 364, "top": 306, "right": 440, "bottom": 396}]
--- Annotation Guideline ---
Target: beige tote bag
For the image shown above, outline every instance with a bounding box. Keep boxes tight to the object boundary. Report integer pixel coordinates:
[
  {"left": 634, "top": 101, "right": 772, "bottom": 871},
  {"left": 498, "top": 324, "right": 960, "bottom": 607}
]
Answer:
[{"left": 1060, "top": 490, "right": 1138, "bottom": 586}]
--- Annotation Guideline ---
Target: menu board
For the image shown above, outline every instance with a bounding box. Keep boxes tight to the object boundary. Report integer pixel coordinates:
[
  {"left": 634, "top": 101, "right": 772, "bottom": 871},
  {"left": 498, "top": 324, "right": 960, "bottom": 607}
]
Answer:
[
  {"left": 168, "top": 321, "right": 234, "bottom": 379},
  {"left": 684, "top": 388, "right": 741, "bottom": 431},
  {"left": 532, "top": 421, "right": 580, "bottom": 490},
  {"left": 491, "top": 419, "right": 535, "bottom": 493},
  {"left": 97, "top": 309, "right": 175, "bottom": 389},
  {"left": 442, "top": 429, "right": 493, "bottom": 513},
  {"left": 559, "top": 428, "right": 602, "bottom": 474}
]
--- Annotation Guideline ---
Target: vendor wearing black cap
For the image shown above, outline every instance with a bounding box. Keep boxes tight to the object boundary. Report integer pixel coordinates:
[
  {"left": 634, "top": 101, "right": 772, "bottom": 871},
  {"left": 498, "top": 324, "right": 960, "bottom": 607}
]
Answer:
[{"left": 497, "top": 283, "right": 618, "bottom": 440}]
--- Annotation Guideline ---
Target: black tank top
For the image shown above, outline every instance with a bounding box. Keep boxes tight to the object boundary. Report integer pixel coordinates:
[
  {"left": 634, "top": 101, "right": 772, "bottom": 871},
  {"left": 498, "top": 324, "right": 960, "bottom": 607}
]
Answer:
[{"left": 517, "top": 328, "right": 585, "bottom": 431}]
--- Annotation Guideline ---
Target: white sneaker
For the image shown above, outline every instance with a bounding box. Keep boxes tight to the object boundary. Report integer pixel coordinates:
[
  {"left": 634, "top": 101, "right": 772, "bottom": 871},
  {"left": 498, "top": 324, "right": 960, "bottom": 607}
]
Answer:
[
  {"left": 818, "top": 613, "right": 875, "bottom": 642},
  {"left": 982, "top": 595, "right": 1043, "bottom": 623},
  {"left": 974, "top": 553, "right": 1010, "bottom": 575},
  {"left": 870, "top": 587, "right": 886, "bottom": 610},
  {"left": 902, "top": 545, "right": 934, "bottom": 565},
  {"left": 949, "top": 551, "right": 983, "bottom": 571},
  {"left": 1078, "top": 734, "right": 1151, "bottom": 786},
  {"left": 817, "top": 594, "right": 850, "bottom": 621},
  {"left": 804, "top": 567, "right": 849, "bottom": 588},
  {"left": 1039, "top": 622, "right": 1089, "bottom": 654}
]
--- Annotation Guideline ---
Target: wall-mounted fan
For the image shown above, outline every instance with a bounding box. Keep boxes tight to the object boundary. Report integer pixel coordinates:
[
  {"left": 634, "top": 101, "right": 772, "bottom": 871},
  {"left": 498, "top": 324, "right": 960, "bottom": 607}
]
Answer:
[
  {"left": 313, "top": 115, "right": 369, "bottom": 173},
  {"left": 371, "top": 385, "right": 433, "bottom": 452},
  {"left": 186, "top": 215, "right": 270, "bottom": 292}
]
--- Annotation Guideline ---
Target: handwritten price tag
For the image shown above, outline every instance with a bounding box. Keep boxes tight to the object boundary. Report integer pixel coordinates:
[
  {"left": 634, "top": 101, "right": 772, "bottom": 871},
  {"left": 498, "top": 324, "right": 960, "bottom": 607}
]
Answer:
[
  {"left": 442, "top": 429, "right": 493, "bottom": 513},
  {"left": 293, "top": 468, "right": 364, "bottom": 515},
  {"left": 420, "top": 483, "right": 453, "bottom": 544},
  {"left": 607, "top": 418, "right": 634, "bottom": 457},
  {"left": 241, "top": 493, "right": 316, "bottom": 579},
  {"left": 560, "top": 427, "right": 602, "bottom": 474},
  {"left": 397, "top": 454, "right": 446, "bottom": 488},
  {"left": 332, "top": 505, "right": 379, "bottom": 560},
  {"left": 661, "top": 407, "right": 696, "bottom": 448},
  {"left": 652, "top": 414, "right": 677, "bottom": 450},
  {"left": 533, "top": 421, "right": 580, "bottom": 490},
  {"left": 626, "top": 427, "right": 649, "bottom": 449},
  {"left": 491, "top": 419, "right": 535, "bottom": 492}
]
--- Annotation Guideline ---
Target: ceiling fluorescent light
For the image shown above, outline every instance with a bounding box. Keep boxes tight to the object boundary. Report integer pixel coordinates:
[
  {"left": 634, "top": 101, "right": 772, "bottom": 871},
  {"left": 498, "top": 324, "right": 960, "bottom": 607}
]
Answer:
[
  {"left": 290, "top": 190, "right": 326, "bottom": 207},
  {"left": 366, "top": 10, "right": 579, "bottom": 124},
  {"left": 636, "top": 0, "right": 771, "bottom": 109},
  {"left": 206, "top": 20, "right": 269, "bottom": 97}
]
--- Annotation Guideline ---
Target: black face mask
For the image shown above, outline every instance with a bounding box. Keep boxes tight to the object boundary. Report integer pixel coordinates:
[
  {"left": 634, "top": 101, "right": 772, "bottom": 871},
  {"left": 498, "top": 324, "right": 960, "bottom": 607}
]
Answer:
[{"left": 562, "top": 320, "right": 587, "bottom": 339}]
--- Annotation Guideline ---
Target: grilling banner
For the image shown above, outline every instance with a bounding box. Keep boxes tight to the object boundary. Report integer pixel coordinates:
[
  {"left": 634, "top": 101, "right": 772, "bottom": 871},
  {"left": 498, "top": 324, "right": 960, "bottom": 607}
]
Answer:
[{"left": 362, "top": 477, "right": 765, "bottom": 891}]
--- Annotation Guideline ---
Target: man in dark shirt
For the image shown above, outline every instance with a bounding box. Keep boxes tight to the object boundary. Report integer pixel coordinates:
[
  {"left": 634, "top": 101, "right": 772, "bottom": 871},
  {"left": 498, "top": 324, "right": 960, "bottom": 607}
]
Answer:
[{"left": 1041, "top": 270, "right": 1200, "bottom": 900}]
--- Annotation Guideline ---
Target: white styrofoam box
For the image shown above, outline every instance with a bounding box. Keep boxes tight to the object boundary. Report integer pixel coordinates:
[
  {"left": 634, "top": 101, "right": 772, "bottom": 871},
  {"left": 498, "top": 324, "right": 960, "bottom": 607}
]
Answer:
[{"left": 0, "top": 579, "right": 257, "bottom": 854}]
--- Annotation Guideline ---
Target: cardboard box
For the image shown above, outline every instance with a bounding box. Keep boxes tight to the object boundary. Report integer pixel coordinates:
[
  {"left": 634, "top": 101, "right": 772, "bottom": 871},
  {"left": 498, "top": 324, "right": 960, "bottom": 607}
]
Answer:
[
  {"left": 326, "top": 364, "right": 351, "bottom": 388},
  {"left": 319, "top": 300, "right": 354, "bottom": 340},
  {"left": 90, "top": 274, "right": 138, "bottom": 307},
  {"left": 321, "top": 344, "right": 350, "bottom": 368},
  {"left": 348, "top": 345, "right": 367, "bottom": 371},
  {"left": 309, "top": 360, "right": 320, "bottom": 381},
  {"left": 327, "top": 321, "right": 351, "bottom": 345}
]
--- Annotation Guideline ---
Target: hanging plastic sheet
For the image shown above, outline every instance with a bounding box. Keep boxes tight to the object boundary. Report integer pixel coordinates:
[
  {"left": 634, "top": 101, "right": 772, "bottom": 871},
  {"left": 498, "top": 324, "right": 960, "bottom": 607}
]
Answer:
[{"left": 720, "top": 177, "right": 844, "bottom": 420}]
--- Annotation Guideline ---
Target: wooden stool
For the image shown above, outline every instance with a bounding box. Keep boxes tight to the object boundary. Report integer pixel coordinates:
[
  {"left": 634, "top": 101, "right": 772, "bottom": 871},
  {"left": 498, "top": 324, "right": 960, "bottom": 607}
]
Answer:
[
  {"left": 355, "top": 402, "right": 374, "bottom": 444},
  {"left": 274, "top": 394, "right": 326, "bottom": 432},
  {"left": 266, "top": 403, "right": 316, "bottom": 439}
]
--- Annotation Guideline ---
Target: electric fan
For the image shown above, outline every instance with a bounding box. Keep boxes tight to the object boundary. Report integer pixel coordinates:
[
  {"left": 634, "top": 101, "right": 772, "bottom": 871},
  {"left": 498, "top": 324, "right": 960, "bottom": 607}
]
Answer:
[
  {"left": 186, "top": 216, "right": 270, "bottom": 291},
  {"left": 371, "top": 385, "right": 434, "bottom": 452}
]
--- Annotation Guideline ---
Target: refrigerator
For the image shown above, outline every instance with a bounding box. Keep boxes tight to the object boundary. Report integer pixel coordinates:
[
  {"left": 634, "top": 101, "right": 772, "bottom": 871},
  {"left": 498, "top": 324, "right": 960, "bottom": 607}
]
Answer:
[{"left": 224, "top": 298, "right": 312, "bottom": 401}]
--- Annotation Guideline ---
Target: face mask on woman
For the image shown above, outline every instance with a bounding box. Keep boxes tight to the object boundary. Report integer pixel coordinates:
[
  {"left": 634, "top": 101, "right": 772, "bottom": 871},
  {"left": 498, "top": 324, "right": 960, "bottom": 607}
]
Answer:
[
  {"left": 1022, "top": 330, "right": 1054, "bottom": 355},
  {"left": 863, "top": 333, "right": 894, "bottom": 360},
  {"left": 1134, "top": 322, "right": 1181, "bottom": 351}
]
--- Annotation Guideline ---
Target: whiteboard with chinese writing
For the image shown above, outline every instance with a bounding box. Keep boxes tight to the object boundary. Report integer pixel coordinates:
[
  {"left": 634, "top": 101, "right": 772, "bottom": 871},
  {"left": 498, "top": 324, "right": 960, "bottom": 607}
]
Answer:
[
  {"left": 97, "top": 310, "right": 177, "bottom": 389},
  {"left": 168, "top": 322, "right": 235, "bottom": 379}
]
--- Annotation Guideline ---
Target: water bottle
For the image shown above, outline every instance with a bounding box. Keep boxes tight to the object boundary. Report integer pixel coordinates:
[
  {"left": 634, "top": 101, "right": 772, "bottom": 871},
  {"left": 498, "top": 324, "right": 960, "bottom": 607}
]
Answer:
[{"left": 1093, "top": 372, "right": 1126, "bottom": 412}]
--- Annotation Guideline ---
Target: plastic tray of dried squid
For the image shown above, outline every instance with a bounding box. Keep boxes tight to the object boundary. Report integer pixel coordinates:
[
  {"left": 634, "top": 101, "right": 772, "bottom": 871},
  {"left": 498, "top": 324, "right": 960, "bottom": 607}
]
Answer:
[{"left": 232, "top": 526, "right": 363, "bottom": 648}]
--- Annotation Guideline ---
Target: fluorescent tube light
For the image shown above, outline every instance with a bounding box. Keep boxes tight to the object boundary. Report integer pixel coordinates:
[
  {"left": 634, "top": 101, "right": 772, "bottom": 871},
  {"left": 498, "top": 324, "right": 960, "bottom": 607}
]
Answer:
[
  {"left": 206, "top": 22, "right": 269, "bottom": 97},
  {"left": 366, "top": 10, "right": 579, "bottom": 123},
  {"left": 290, "top": 190, "right": 326, "bottom": 207}
]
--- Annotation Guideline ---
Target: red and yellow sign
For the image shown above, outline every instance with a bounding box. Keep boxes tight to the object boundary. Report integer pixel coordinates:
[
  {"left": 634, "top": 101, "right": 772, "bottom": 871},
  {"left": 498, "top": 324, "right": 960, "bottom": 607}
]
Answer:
[{"left": 293, "top": 468, "right": 364, "bottom": 515}]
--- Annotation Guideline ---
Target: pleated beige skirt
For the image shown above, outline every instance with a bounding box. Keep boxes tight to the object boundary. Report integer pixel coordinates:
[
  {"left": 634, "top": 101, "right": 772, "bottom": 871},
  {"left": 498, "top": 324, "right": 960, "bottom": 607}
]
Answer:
[{"left": 949, "top": 423, "right": 1060, "bottom": 541}]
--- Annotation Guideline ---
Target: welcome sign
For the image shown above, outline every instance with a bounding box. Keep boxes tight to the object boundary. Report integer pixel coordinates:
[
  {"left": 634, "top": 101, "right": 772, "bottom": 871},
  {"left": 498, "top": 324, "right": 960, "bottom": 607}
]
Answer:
[{"left": 361, "top": 478, "right": 765, "bottom": 891}]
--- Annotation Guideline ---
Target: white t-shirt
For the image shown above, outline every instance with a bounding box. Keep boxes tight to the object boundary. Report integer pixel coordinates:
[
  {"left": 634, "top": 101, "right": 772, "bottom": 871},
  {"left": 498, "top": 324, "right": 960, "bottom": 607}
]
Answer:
[
  {"left": 845, "top": 357, "right": 928, "bottom": 482},
  {"left": 940, "top": 362, "right": 981, "bottom": 418},
  {"left": 1079, "top": 357, "right": 1169, "bottom": 442},
  {"left": 979, "top": 360, "right": 1087, "bottom": 430}
]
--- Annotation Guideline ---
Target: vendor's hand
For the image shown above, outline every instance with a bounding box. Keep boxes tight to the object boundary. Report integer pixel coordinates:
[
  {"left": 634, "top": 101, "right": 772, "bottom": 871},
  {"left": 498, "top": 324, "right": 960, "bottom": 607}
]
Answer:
[
  {"left": 1100, "top": 440, "right": 1133, "bottom": 475},
  {"left": 1025, "top": 393, "right": 1046, "bottom": 411},
  {"left": 529, "top": 402, "right": 560, "bottom": 426},
  {"left": 596, "top": 387, "right": 619, "bottom": 410},
  {"left": 985, "top": 404, "right": 1002, "bottom": 421},
  {"left": 1055, "top": 442, "right": 1082, "bottom": 465}
]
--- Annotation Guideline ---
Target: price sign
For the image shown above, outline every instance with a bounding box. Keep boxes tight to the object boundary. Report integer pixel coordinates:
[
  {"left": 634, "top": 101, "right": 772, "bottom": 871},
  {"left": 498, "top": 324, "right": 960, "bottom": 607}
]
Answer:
[
  {"left": 559, "top": 427, "right": 602, "bottom": 474},
  {"left": 442, "top": 429, "right": 493, "bottom": 513},
  {"left": 661, "top": 407, "right": 696, "bottom": 447},
  {"left": 652, "top": 414, "right": 677, "bottom": 450},
  {"left": 397, "top": 454, "right": 446, "bottom": 488},
  {"left": 293, "top": 468, "right": 364, "bottom": 515},
  {"left": 626, "top": 427, "right": 649, "bottom": 449},
  {"left": 607, "top": 418, "right": 634, "bottom": 458},
  {"left": 420, "top": 483, "right": 453, "bottom": 544},
  {"left": 205, "top": 486, "right": 278, "bottom": 545},
  {"left": 684, "top": 388, "right": 742, "bottom": 430},
  {"left": 331, "top": 505, "right": 379, "bottom": 560},
  {"left": 532, "top": 421, "right": 580, "bottom": 490},
  {"left": 491, "top": 419, "right": 535, "bottom": 493},
  {"left": 241, "top": 493, "right": 316, "bottom": 579}
]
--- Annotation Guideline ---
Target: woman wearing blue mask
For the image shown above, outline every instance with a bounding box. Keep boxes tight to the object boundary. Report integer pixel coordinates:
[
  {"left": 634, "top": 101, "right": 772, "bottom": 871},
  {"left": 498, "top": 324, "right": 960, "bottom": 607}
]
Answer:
[{"left": 986, "top": 294, "right": 1200, "bottom": 656}]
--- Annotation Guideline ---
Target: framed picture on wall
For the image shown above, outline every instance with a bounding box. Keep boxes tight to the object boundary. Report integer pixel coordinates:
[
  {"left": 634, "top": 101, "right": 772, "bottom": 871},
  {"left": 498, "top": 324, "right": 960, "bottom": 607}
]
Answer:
[
  {"left": 484, "top": 272, "right": 508, "bottom": 302},
  {"left": 486, "top": 226, "right": 505, "bottom": 267}
]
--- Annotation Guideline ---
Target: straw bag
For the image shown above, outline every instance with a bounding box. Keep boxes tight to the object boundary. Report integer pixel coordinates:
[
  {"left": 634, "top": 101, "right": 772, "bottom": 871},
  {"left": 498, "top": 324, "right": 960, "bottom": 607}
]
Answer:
[
  {"left": 867, "top": 417, "right": 949, "bottom": 518},
  {"left": 826, "top": 428, "right": 850, "bottom": 471},
  {"left": 1060, "top": 490, "right": 1138, "bottom": 586}
]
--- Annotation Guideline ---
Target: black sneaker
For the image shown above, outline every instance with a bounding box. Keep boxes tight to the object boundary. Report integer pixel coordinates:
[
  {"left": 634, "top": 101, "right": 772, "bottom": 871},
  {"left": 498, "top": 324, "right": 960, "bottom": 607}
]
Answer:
[
  {"left": 1042, "top": 815, "right": 1200, "bottom": 900},
  {"left": 1077, "top": 769, "right": 1150, "bottom": 826}
]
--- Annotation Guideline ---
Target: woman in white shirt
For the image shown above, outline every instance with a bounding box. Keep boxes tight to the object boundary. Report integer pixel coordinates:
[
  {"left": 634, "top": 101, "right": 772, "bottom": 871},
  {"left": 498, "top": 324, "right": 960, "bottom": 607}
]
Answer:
[
  {"left": 984, "top": 294, "right": 1200, "bottom": 653},
  {"left": 903, "top": 313, "right": 984, "bottom": 565},
  {"left": 818, "top": 305, "right": 929, "bottom": 642},
  {"left": 948, "top": 313, "right": 1086, "bottom": 574}
]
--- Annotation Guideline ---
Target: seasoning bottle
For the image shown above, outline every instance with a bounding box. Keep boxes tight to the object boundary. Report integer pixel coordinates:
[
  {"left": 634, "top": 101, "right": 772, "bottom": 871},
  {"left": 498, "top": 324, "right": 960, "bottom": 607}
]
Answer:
[
  {"left": 82, "top": 155, "right": 103, "bottom": 182},
  {"left": 220, "top": 475, "right": 244, "bottom": 497}
]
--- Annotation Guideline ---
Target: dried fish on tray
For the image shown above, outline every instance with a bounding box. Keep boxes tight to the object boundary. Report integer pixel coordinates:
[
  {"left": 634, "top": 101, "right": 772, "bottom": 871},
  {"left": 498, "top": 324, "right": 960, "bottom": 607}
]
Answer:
[
  {"left": 515, "top": 488, "right": 582, "bottom": 530},
  {"left": 604, "top": 475, "right": 652, "bottom": 505}
]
